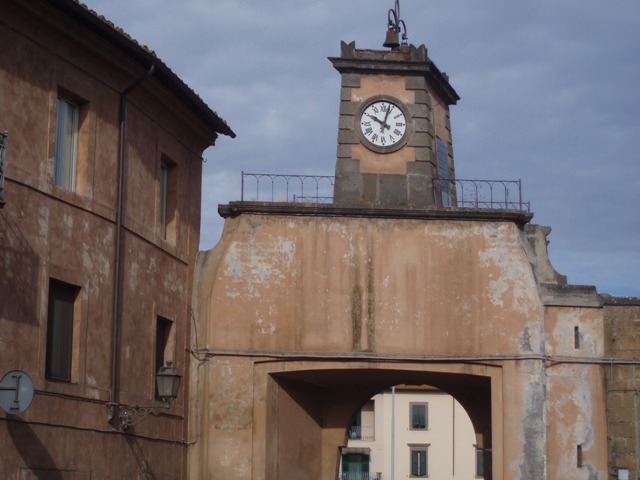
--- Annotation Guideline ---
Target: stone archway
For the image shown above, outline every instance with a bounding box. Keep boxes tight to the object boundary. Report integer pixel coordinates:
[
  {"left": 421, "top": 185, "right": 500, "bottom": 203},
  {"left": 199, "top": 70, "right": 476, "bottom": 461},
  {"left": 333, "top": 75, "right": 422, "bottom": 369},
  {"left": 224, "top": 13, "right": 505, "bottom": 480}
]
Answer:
[{"left": 259, "top": 362, "right": 500, "bottom": 480}]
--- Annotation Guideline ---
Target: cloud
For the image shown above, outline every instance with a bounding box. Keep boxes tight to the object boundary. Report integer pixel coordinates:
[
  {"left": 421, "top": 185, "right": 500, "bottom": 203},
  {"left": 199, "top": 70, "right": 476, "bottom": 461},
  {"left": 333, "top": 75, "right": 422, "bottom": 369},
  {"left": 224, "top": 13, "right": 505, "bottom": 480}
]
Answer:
[{"left": 86, "top": 0, "right": 640, "bottom": 296}]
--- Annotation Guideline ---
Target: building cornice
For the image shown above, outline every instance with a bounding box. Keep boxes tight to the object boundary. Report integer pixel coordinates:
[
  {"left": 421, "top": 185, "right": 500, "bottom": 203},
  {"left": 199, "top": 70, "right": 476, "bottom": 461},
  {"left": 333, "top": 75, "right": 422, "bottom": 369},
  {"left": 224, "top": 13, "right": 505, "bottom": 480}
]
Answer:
[{"left": 218, "top": 201, "right": 533, "bottom": 225}]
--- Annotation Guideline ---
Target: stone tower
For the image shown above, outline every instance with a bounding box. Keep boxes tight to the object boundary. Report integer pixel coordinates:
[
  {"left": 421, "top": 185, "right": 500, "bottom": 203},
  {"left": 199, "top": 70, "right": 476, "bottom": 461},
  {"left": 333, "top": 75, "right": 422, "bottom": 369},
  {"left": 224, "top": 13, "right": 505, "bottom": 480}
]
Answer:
[{"left": 330, "top": 41, "right": 459, "bottom": 208}]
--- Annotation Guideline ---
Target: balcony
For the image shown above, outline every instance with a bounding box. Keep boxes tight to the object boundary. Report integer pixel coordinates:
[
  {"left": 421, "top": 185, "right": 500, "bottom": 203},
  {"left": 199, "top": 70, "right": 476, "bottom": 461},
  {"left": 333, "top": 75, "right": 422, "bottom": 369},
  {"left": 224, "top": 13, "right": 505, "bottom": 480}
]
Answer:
[
  {"left": 238, "top": 172, "right": 530, "bottom": 212},
  {"left": 348, "top": 425, "right": 375, "bottom": 441},
  {"left": 219, "top": 172, "right": 533, "bottom": 225},
  {"left": 340, "top": 474, "right": 382, "bottom": 480}
]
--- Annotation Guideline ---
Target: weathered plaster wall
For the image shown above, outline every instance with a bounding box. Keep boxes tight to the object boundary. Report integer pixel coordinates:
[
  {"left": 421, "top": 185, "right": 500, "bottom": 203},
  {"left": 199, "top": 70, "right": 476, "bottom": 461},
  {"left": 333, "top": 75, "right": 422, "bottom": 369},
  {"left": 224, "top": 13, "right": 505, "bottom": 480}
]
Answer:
[
  {"left": 0, "top": 1, "right": 215, "bottom": 478},
  {"left": 200, "top": 215, "right": 544, "bottom": 356},
  {"left": 191, "top": 212, "right": 609, "bottom": 479}
]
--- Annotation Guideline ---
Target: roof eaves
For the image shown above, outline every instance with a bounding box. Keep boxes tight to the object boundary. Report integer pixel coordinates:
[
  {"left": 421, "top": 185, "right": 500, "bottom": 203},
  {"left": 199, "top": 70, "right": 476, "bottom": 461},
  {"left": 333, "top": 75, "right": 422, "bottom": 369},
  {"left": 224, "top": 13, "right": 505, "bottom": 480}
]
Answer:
[{"left": 50, "top": 0, "right": 236, "bottom": 139}]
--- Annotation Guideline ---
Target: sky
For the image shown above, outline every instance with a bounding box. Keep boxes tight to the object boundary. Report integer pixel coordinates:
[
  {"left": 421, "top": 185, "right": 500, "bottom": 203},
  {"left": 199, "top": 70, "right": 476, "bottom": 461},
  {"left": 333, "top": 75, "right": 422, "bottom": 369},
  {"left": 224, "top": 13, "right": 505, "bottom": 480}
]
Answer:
[{"left": 83, "top": 0, "right": 639, "bottom": 297}]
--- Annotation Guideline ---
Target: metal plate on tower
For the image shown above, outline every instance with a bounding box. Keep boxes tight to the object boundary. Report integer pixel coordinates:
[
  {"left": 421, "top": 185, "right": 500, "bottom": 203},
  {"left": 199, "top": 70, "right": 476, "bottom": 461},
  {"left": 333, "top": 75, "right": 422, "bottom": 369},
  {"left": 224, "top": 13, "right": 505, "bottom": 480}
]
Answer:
[{"left": 0, "top": 370, "right": 34, "bottom": 414}]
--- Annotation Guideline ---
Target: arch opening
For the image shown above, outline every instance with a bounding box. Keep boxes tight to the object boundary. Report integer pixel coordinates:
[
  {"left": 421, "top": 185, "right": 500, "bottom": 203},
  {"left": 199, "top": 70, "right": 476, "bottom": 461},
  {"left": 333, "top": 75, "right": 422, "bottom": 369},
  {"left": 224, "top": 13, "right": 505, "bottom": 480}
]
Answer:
[{"left": 266, "top": 367, "right": 494, "bottom": 480}]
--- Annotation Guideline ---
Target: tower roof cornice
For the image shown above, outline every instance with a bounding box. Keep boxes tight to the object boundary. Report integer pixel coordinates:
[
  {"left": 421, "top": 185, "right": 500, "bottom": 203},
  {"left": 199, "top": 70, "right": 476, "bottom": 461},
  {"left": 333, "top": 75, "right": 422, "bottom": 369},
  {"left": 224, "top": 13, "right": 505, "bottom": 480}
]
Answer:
[{"left": 329, "top": 41, "right": 460, "bottom": 105}]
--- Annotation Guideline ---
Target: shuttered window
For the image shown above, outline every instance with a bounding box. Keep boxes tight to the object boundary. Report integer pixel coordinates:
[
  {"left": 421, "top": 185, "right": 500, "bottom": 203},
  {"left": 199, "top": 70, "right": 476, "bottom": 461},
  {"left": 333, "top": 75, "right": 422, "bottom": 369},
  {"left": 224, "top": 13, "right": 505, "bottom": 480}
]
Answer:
[
  {"left": 436, "top": 137, "right": 451, "bottom": 207},
  {"left": 54, "top": 96, "right": 79, "bottom": 191},
  {"left": 410, "top": 446, "right": 428, "bottom": 477}
]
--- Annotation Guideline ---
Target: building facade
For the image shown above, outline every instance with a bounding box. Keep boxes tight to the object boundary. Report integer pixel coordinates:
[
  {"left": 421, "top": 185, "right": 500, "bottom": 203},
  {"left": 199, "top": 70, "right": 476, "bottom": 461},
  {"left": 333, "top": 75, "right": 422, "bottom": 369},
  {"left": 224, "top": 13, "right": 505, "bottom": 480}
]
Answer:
[
  {"left": 341, "top": 387, "right": 481, "bottom": 480},
  {"left": 190, "top": 33, "right": 610, "bottom": 480},
  {"left": 0, "top": 1, "right": 233, "bottom": 478}
]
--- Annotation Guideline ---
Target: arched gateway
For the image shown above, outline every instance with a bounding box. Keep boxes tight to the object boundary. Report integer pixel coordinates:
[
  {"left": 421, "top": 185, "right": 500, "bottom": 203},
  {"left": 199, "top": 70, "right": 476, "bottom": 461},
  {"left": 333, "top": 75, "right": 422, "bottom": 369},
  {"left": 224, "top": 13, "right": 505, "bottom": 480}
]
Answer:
[{"left": 189, "top": 8, "right": 608, "bottom": 479}]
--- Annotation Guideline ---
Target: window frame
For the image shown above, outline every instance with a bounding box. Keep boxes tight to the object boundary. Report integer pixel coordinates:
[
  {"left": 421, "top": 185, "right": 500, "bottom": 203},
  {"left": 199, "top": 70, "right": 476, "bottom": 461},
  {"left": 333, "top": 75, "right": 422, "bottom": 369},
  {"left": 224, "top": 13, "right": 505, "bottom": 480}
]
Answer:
[
  {"left": 409, "top": 444, "right": 429, "bottom": 478},
  {"left": 409, "top": 402, "right": 429, "bottom": 430},
  {"left": 45, "top": 279, "right": 80, "bottom": 382},
  {"left": 54, "top": 95, "right": 80, "bottom": 191},
  {"left": 159, "top": 156, "right": 177, "bottom": 242},
  {"left": 155, "top": 316, "right": 174, "bottom": 399}
]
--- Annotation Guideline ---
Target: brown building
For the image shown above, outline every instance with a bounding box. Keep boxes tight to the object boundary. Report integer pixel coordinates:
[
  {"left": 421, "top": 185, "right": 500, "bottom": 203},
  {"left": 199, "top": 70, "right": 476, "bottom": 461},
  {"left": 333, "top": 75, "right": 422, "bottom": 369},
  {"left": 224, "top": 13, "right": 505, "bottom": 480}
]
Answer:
[
  {"left": 2, "top": 3, "right": 638, "bottom": 480},
  {"left": 0, "top": 1, "right": 233, "bottom": 478}
]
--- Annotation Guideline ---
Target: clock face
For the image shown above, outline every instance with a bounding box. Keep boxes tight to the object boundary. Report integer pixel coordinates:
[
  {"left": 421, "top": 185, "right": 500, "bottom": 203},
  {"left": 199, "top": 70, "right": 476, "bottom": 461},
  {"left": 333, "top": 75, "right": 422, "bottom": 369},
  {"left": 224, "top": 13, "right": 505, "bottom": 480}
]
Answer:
[{"left": 359, "top": 98, "right": 408, "bottom": 152}]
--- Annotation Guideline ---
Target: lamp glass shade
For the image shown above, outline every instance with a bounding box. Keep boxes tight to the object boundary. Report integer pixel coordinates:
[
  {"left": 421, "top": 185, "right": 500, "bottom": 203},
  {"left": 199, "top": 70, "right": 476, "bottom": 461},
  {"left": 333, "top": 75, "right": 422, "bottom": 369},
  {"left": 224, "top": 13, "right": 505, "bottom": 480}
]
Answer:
[{"left": 156, "top": 363, "right": 181, "bottom": 400}]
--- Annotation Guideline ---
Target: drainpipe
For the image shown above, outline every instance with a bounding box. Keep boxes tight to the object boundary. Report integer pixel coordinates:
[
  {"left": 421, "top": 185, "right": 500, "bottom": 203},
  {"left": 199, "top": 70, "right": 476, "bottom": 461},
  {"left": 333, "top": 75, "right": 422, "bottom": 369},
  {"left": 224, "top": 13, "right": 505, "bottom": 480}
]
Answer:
[
  {"left": 391, "top": 386, "right": 396, "bottom": 480},
  {"left": 107, "top": 65, "right": 155, "bottom": 423}
]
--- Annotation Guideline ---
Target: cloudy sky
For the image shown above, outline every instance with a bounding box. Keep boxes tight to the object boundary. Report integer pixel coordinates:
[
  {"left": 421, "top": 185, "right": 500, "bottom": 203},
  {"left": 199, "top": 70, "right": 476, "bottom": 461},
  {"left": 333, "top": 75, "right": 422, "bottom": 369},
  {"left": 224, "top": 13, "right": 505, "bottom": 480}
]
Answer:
[{"left": 84, "top": 0, "right": 639, "bottom": 297}]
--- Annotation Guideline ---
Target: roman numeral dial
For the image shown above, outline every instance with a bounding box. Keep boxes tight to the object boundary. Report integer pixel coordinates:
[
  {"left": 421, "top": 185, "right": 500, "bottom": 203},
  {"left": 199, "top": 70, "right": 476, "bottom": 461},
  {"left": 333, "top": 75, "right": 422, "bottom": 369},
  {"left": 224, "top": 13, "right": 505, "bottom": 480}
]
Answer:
[{"left": 358, "top": 98, "right": 409, "bottom": 153}]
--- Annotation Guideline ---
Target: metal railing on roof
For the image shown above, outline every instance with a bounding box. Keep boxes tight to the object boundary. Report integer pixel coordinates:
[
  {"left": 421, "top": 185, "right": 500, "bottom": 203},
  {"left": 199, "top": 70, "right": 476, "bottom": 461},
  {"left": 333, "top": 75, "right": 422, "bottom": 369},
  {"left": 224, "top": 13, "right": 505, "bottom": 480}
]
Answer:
[
  {"left": 438, "top": 178, "right": 530, "bottom": 212},
  {"left": 239, "top": 172, "right": 530, "bottom": 212},
  {"left": 240, "top": 172, "right": 334, "bottom": 204}
]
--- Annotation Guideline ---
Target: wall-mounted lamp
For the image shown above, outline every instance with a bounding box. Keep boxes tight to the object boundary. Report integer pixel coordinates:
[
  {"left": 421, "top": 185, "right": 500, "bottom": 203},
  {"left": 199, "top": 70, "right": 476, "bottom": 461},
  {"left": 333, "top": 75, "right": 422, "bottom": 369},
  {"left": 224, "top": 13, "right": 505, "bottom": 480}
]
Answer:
[{"left": 109, "top": 362, "right": 181, "bottom": 431}]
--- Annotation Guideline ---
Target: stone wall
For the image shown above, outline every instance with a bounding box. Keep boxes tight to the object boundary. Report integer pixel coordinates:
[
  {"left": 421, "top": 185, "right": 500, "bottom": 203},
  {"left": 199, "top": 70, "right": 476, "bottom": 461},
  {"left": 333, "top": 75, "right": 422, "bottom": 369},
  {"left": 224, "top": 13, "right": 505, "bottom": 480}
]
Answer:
[{"left": 603, "top": 296, "right": 640, "bottom": 479}]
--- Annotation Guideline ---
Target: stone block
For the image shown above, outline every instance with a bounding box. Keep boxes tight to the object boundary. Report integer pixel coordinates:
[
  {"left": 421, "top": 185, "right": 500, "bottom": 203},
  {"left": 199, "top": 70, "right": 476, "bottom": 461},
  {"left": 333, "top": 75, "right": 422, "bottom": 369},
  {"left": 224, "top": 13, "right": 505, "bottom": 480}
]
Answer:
[
  {"left": 342, "top": 74, "right": 361, "bottom": 88},
  {"left": 413, "top": 118, "right": 432, "bottom": 133},
  {"left": 377, "top": 175, "right": 408, "bottom": 207},
  {"left": 340, "top": 102, "right": 360, "bottom": 116},
  {"left": 408, "top": 103, "right": 429, "bottom": 118},
  {"left": 340, "top": 88, "right": 352, "bottom": 102},
  {"left": 408, "top": 131, "right": 431, "bottom": 148},
  {"left": 339, "top": 115, "right": 354, "bottom": 130},
  {"left": 338, "top": 129, "right": 359, "bottom": 144},
  {"left": 405, "top": 76, "right": 427, "bottom": 90},
  {"left": 415, "top": 147, "right": 434, "bottom": 163},
  {"left": 336, "top": 144, "right": 353, "bottom": 160}
]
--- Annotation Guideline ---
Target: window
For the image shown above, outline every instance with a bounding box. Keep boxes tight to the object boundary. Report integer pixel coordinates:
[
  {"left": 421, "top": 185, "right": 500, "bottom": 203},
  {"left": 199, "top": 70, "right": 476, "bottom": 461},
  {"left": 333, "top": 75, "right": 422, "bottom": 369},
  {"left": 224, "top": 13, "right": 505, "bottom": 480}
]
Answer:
[
  {"left": 436, "top": 137, "right": 451, "bottom": 207},
  {"left": 475, "top": 447, "right": 484, "bottom": 477},
  {"left": 54, "top": 96, "right": 80, "bottom": 190},
  {"left": 341, "top": 453, "right": 370, "bottom": 479},
  {"left": 348, "top": 410, "right": 362, "bottom": 439},
  {"left": 46, "top": 279, "right": 79, "bottom": 381},
  {"left": 577, "top": 444, "right": 583, "bottom": 468},
  {"left": 159, "top": 157, "right": 177, "bottom": 241},
  {"left": 410, "top": 402, "right": 428, "bottom": 430},
  {"left": 410, "top": 445, "right": 429, "bottom": 477},
  {"left": 155, "top": 316, "right": 173, "bottom": 398}
]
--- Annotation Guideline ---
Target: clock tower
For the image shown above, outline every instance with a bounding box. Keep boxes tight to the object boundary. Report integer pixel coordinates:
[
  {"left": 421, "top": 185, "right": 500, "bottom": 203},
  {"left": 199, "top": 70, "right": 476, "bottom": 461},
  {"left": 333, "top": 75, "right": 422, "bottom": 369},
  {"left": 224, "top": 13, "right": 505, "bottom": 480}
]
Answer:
[{"left": 330, "top": 23, "right": 459, "bottom": 209}]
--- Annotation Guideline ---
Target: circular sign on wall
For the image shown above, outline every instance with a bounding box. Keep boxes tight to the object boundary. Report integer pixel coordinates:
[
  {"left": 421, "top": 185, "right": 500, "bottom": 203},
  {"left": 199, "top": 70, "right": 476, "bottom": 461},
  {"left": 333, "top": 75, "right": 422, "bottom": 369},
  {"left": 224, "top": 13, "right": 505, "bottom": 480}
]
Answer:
[{"left": 0, "top": 370, "right": 34, "bottom": 414}]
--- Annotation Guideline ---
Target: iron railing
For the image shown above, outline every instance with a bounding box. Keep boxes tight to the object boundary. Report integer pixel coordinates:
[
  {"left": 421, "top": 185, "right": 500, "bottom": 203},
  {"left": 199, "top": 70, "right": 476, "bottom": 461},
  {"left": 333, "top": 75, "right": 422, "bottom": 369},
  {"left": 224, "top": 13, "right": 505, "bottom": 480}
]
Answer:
[
  {"left": 240, "top": 172, "right": 334, "bottom": 204},
  {"left": 438, "top": 178, "right": 530, "bottom": 211},
  {"left": 347, "top": 425, "right": 375, "bottom": 441},
  {"left": 340, "top": 473, "right": 382, "bottom": 480},
  {"left": 239, "top": 172, "right": 530, "bottom": 212}
]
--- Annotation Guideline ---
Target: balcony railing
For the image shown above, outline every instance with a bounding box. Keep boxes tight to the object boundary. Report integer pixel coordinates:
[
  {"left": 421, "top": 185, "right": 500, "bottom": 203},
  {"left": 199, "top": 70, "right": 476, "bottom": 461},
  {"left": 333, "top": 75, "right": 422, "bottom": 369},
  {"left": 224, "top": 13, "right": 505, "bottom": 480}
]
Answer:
[
  {"left": 340, "top": 473, "right": 382, "bottom": 480},
  {"left": 239, "top": 172, "right": 530, "bottom": 212},
  {"left": 240, "top": 172, "right": 334, "bottom": 204},
  {"left": 444, "top": 178, "right": 530, "bottom": 211},
  {"left": 347, "top": 425, "right": 375, "bottom": 441}
]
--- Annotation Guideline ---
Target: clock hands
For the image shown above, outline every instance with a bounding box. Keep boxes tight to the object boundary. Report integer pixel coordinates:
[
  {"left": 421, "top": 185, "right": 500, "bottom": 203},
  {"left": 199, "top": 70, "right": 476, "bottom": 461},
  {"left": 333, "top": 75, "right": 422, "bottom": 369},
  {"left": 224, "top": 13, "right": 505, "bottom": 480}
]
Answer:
[
  {"left": 366, "top": 113, "right": 384, "bottom": 126},
  {"left": 366, "top": 107, "right": 393, "bottom": 132},
  {"left": 383, "top": 104, "right": 393, "bottom": 124}
]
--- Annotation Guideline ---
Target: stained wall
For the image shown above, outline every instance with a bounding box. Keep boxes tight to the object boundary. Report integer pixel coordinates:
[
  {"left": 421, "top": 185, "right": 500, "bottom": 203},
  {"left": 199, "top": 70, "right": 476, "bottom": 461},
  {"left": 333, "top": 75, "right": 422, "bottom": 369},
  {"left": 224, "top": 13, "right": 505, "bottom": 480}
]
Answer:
[
  {"left": 191, "top": 212, "right": 609, "bottom": 479},
  {"left": 0, "top": 1, "right": 223, "bottom": 478}
]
